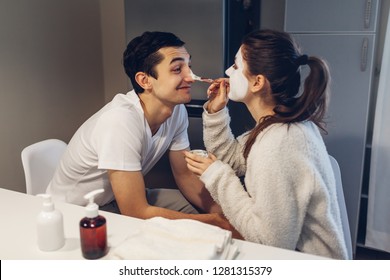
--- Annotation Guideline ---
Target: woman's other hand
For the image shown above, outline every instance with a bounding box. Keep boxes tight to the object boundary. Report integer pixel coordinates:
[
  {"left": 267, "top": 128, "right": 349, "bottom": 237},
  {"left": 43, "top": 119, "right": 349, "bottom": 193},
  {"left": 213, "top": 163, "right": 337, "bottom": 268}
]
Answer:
[
  {"left": 206, "top": 78, "right": 229, "bottom": 113},
  {"left": 183, "top": 150, "right": 217, "bottom": 177}
]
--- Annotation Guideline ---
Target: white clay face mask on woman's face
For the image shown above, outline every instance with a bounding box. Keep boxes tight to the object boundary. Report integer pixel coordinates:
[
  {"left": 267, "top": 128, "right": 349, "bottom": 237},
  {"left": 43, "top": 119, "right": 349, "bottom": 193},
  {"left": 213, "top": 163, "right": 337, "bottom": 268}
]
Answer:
[{"left": 225, "top": 48, "right": 249, "bottom": 102}]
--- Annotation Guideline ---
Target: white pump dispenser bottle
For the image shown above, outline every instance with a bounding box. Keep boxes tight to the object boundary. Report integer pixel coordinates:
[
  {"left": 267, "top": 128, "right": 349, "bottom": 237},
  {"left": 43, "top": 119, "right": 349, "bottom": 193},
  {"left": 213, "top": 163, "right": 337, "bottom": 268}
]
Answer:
[{"left": 36, "top": 194, "right": 65, "bottom": 251}]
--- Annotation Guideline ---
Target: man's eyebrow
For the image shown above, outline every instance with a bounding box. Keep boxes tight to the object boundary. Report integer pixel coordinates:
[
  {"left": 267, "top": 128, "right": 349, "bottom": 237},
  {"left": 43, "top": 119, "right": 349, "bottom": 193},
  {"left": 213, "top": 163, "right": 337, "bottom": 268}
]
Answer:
[
  {"left": 170, "top": 57, "right": 185, "bottom": 64},
  {"left": 170, "top": 55, "right": 191, "bottom": 65}
]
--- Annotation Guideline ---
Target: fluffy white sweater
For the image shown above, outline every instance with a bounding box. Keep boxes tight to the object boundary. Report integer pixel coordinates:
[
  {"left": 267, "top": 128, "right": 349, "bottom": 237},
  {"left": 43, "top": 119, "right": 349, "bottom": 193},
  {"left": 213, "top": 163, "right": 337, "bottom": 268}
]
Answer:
[{"left": 201, "top": 107, "right": 348, "bottom": 259}]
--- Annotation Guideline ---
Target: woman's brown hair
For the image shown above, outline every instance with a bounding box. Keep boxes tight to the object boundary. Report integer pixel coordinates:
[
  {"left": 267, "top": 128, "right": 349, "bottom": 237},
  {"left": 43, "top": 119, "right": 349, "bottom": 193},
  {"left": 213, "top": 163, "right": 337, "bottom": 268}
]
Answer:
[{"left": 241, "top": 29, "right": 330, "bottom": 159}]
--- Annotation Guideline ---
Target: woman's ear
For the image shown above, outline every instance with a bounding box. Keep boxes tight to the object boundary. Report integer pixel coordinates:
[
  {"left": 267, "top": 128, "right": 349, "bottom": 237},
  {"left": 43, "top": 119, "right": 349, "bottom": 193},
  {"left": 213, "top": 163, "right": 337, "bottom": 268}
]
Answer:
[
  {"left": 135, "top": 72, "right": 152, "bottom": 90},
  {"left": 250, "top": 74, "right": 266, "bottom": 93}
]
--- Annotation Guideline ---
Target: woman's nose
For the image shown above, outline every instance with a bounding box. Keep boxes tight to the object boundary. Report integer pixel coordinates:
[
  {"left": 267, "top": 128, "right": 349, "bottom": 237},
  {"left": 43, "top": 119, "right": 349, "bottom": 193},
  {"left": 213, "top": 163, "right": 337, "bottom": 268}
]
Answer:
[{"left": 225, "top": 66, "right": 233, "bottom": 77}]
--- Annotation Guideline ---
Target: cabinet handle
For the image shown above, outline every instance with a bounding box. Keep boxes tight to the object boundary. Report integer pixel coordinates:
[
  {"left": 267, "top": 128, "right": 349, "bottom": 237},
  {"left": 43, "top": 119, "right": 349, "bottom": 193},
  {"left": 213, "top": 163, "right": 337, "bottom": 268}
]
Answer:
[
  {"left": 361, "top": 38, "right": 369, "bottom": 72},
  {"left": 364, "top": 0, "right": 372, "bottom": 29}
]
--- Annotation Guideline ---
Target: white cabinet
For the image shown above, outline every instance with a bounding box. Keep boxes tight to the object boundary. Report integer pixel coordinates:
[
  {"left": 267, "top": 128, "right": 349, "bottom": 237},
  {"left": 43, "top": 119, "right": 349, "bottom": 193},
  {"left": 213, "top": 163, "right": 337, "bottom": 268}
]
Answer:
[
  {"left": 285, "top": 0, "right": 378, "bottom": 32},
  {"left": 284, "top": 0, "right": 380, "bottom": 255}
]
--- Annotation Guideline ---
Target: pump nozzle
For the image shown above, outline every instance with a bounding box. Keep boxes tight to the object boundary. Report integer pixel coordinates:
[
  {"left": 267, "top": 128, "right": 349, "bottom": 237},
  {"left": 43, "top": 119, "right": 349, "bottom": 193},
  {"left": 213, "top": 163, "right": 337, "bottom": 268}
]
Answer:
[
  {"left": 37, "top": 193, "right": 54, "bottom": 212},
  {"left": 84, "top": 189, "right": 104, "bottom": 218},
  {"left": 84, "top": 189, "right": 104, "bottom": 204}
]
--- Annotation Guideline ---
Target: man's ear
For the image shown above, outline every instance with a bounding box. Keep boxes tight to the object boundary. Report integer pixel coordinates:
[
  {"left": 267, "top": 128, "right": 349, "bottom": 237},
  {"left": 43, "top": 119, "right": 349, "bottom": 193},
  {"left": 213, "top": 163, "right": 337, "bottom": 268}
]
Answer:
[
  {"left": 250, "top": 74, "right": 266, "bottom": 93},
  {"left": 135, "top": 72, "right": 152, "bottom": 90}
]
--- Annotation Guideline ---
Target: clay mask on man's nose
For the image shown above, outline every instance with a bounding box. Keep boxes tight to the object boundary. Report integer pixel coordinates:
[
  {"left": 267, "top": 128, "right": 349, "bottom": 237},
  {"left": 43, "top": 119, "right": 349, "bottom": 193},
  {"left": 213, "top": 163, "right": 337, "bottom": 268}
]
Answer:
[{"left": 225, "top": 48, "right": 249, "bottom": 102}]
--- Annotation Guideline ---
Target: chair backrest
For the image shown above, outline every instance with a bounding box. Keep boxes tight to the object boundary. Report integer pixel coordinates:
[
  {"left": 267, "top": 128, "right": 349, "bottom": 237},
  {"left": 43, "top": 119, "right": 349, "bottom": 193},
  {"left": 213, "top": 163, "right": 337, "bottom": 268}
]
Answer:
[
  {"left": 329, "top": 155, "right": 353, "bottom": 259},
  {"left": 21, "top": 139, "right": 67, "bottom": 195}
]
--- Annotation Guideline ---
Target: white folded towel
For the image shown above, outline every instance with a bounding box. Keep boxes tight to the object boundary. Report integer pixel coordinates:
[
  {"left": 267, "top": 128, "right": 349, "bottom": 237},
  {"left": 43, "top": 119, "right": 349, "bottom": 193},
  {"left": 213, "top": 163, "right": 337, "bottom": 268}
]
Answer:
[{"left": 110, "top": 217, "right": 239, "bottom": 260}]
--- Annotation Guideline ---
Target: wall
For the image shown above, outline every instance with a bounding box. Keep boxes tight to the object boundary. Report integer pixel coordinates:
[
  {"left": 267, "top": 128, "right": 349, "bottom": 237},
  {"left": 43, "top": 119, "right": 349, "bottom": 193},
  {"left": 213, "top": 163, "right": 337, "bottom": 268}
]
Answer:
[
  {"left": 99, "top": 0, "right": 129, "bottom": 103},
  {"left": 0, "top": 0, "right": 107, "bottom": 192},
  {"left": 260, "top": 0, "right": 285, "bottom": 30}
]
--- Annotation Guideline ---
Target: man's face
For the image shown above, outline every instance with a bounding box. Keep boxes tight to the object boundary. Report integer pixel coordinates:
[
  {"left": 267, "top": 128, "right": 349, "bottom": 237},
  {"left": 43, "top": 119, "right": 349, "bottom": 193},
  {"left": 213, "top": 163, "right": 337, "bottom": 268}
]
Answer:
[{"left": 149, "top": 46, "right": 193, "bottom": 106}]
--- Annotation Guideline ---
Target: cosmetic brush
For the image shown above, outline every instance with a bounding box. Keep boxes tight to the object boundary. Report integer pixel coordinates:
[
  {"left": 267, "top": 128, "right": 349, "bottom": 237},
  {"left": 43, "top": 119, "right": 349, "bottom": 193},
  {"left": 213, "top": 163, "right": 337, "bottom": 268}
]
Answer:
[{"left": 190, "top": 72, "right": 214, "bottom": 83}]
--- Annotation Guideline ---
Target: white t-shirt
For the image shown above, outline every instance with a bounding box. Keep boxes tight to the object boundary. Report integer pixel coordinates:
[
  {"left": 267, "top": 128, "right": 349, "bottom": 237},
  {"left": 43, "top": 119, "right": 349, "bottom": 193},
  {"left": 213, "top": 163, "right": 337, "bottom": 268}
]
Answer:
[{"left": 47, "top": 90, "right": 189, "bottom": 206}]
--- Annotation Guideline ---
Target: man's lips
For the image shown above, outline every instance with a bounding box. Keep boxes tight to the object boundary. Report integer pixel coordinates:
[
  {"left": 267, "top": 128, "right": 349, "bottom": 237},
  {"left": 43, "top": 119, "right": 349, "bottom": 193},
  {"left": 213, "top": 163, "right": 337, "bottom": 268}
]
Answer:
[{"left": 177, "top": 85, "right": 191, "bottom": 90}]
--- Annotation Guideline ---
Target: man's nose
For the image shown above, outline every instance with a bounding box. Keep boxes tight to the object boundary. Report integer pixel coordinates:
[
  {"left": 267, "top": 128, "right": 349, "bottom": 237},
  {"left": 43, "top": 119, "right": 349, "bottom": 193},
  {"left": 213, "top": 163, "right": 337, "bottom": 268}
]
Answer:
[{"left": 185, "top": 69, "right": 195, "bottom": 82}]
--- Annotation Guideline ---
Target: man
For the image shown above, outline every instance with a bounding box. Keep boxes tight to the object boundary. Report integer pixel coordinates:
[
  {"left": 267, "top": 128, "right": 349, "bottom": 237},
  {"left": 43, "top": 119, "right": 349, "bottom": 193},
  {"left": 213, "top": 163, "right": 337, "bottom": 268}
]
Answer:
[{"left": 47, "top": 31, "right": 234, "bottom": 232}]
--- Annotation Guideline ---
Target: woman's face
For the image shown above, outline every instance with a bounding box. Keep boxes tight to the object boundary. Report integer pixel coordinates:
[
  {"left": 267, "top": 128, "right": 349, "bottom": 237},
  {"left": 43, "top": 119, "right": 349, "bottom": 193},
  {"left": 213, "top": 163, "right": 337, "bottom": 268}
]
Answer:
[{"left": 225, "top": 47, "right": 249, "bottom": 102}]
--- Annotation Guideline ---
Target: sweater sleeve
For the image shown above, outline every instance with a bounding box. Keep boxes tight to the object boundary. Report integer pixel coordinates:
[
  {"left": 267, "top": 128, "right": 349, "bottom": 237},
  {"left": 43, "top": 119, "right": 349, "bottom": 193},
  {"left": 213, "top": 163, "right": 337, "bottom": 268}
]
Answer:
[{"left": 202, "top": 106, "right": 246, "bottom": 176}]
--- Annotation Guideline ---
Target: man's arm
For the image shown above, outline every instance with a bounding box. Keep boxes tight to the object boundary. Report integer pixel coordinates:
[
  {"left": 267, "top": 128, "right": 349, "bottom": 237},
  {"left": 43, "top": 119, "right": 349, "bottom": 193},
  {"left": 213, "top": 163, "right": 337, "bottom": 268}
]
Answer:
[
  {"left": 168, "top": 149, "right": 222, "bottom": 214},
  {"left": 107, "top": 169, "right": 235, "bottom": 232}
]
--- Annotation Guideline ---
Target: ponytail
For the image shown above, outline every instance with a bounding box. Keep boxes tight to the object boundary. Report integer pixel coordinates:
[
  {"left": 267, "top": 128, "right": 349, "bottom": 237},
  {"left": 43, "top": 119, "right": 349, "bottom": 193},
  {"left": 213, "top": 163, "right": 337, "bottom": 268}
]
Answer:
[{"left": 273, "top": 56, "right": 329, "bottom": 128}]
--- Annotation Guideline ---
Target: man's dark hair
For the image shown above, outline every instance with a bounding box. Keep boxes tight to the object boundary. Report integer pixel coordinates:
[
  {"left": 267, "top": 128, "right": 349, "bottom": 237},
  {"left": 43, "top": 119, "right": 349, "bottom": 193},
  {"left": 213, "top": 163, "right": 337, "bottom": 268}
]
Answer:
[{"left": 123, "top": 31, "right": 185, "bottom": 93}]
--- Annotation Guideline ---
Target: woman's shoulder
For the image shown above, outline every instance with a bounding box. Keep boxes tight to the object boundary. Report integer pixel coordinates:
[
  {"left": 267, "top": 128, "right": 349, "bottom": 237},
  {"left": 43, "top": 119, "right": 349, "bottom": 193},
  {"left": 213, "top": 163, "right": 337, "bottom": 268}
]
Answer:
[
  {"left": 252, "top": 121, "right": 323, "bottom": 153},
  {"left": 263, "top": 121, "right": 320, "bottom": 139}
]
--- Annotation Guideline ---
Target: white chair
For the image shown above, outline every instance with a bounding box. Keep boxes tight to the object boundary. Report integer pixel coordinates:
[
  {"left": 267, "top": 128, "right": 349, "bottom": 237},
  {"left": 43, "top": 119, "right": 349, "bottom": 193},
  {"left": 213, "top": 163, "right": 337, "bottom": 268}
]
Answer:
[
  {"left": 21, "top": 139, "right": 67, "bottom": 195},
  {"left": 329, "top": 155, "right": 353, "bottom": 259}
]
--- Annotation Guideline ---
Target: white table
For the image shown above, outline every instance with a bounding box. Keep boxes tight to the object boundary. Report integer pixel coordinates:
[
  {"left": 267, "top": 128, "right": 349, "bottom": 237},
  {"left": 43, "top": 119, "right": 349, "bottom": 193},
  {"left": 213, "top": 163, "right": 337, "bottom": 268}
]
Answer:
[{"left": 0, "top": 188, "right": 325, "bottom": 260}]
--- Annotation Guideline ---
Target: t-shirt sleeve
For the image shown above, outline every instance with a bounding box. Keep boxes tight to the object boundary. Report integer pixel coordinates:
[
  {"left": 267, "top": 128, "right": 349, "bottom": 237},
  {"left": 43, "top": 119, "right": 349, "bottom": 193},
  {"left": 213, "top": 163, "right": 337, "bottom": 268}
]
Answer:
[
  {"left": 93, "top": 108, "right": 143, "bottom": 171},
  {"left": 169, "top": 105, "right": 190, "bottom": 151}
]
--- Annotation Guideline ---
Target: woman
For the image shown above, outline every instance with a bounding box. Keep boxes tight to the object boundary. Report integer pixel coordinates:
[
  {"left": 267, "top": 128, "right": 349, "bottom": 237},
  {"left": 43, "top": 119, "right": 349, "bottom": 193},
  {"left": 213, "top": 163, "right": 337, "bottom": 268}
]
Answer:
[{"left": 184, "top": 29, "right": 348, "bottom": 259}]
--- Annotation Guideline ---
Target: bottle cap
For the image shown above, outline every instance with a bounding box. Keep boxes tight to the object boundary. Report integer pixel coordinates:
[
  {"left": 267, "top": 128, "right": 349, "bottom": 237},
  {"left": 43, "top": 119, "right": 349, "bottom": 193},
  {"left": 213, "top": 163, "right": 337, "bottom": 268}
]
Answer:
[
  {"left": 84, "top": 189, "right": 104, "bottom": 218},
  {"left": 37, "top": 194, "right": 54, "bottom": 212}
]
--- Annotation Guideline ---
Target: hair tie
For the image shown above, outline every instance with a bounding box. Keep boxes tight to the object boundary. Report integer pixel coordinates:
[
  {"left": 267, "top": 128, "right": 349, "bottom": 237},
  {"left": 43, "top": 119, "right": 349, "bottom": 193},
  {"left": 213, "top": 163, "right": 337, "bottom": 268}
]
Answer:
[{"left": 295, "top": 54, "right": 308, "bottom": 66}]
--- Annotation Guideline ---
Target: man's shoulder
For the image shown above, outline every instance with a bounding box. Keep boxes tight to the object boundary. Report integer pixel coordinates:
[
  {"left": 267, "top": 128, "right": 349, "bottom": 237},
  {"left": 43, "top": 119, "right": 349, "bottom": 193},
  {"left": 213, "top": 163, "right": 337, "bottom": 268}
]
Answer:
[
  {"left": 102, "top": 92, "right": 142, "bottom": 119},
  {"left": 110, "top": 91, "right": 141, "bottom": 109}
]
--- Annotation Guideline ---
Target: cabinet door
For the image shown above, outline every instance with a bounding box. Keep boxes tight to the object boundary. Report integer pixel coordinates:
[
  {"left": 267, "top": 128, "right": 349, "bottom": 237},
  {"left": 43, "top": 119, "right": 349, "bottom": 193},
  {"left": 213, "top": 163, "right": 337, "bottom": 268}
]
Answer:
[
  {"left": 292, "top": 34, "right": 376, "bottom": 249},
  {"left": 285, "top": 0, "right": 378, "bottom": 33}
]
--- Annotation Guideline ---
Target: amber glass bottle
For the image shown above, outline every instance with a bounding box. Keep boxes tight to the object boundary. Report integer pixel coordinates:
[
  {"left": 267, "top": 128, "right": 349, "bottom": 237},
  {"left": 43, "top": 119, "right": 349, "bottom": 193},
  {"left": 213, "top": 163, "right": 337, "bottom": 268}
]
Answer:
[
  {"left": 80, "top": 215, "right": 107, "bottom": 259},
  {"left": 80, "top": 189, "right": 108, "bottom": 259}
]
